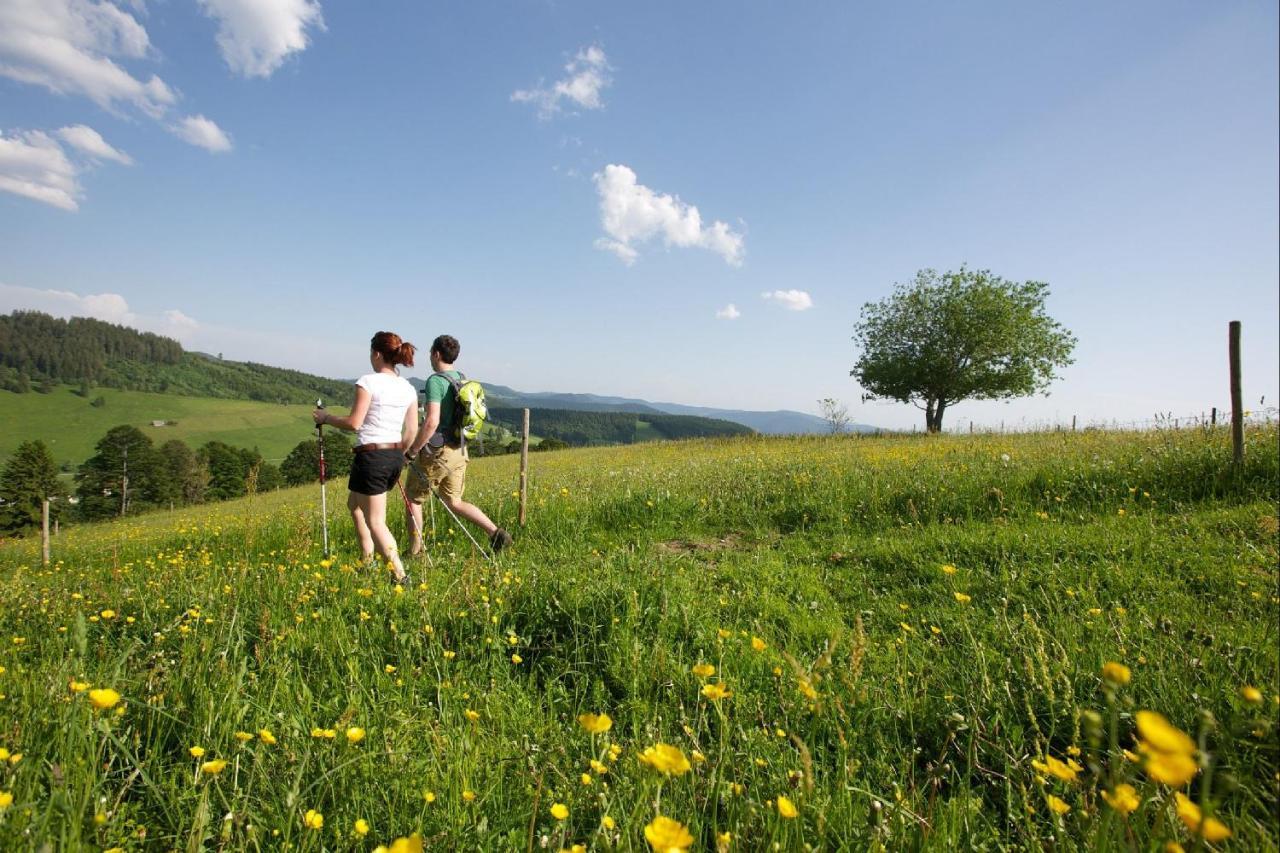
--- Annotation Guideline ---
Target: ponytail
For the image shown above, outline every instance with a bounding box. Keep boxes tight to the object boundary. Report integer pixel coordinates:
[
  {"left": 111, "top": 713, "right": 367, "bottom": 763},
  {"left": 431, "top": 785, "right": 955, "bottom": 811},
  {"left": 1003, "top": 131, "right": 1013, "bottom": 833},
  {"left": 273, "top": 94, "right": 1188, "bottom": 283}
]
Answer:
[{"left": 370, "top": 331, "right": 415, "bottom": 367}]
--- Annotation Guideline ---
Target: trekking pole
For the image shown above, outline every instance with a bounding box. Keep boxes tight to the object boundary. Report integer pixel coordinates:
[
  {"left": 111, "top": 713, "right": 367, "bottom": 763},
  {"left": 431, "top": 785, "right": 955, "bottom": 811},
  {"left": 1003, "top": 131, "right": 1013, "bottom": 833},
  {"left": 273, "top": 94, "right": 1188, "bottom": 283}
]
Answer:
[
  {"left": 404, "top": 461, "right": 495, "bottom": 564},
  {"left": 316, "top": 398, "right": 330, "bottom": 558}
]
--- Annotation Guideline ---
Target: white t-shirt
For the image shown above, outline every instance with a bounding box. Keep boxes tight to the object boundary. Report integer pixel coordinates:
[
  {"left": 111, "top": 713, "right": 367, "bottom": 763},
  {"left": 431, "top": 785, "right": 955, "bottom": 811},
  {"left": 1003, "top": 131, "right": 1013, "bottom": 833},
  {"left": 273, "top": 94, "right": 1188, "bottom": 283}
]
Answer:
[{"left": 354, "top": 372, "right": 416, "bottom": 446}]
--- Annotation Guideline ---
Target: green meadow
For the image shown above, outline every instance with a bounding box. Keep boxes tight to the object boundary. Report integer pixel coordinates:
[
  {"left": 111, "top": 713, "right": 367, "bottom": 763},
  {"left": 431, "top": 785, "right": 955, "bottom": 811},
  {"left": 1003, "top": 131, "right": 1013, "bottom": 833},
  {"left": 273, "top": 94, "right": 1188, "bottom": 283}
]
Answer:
[
  {"left": 0, "top": 386, "right": 317, "bottom": 466},
  {"left": 0, "top": 426, "right": 1276, "bottom": 850}
]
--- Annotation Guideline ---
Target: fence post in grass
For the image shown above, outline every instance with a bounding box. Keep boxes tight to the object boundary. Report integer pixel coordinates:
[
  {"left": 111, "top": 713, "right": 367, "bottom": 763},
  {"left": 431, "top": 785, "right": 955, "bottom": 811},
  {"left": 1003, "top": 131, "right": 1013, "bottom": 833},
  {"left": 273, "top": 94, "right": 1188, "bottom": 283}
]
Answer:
[
  {"left": 41, "top": 497, "right": 50, "bottom": 566},
  {"left": 518, "top": 408, "right": 530, "bottom": 527},
  {"left": 1071, "top": 415, "right": 1077, "bottom": 432},
  {"left": 1230, "top": 321, "right": 1244, "bottom": 464},
  {"left": 1211, "top": 407, "right": 1217, "bottom": 426}
]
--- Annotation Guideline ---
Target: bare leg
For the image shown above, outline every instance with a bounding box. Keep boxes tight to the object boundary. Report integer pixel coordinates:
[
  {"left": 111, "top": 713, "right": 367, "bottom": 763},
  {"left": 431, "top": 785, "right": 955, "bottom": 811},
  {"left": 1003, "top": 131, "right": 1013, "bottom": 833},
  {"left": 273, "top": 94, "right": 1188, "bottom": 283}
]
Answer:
[
  {"left": 348, "top": 491, "right": 374, "bottom": 562},
  {"left": 363, "top": 492, "right": 407, "bottom": 581},
  {"left": 442, "top": 496, "right": 498, "bottom": 537},
  {"left": 408, "top": 502, "right": 425, "bottom": 555}
]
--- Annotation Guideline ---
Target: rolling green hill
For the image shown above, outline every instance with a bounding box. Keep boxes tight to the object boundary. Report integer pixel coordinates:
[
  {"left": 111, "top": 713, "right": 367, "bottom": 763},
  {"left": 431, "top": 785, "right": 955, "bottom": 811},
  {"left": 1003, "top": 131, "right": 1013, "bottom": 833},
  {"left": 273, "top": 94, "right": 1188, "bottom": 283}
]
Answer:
[{"left": 0, "top": 385, "right": 318, "bottom": 465}]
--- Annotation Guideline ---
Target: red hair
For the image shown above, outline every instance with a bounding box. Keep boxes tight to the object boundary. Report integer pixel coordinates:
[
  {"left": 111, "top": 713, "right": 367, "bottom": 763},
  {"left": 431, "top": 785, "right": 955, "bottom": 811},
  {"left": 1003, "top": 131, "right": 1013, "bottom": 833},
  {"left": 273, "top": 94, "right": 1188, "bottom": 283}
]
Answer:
[{"left": 370, "top": 331, "right": 416, "bottom": 367}]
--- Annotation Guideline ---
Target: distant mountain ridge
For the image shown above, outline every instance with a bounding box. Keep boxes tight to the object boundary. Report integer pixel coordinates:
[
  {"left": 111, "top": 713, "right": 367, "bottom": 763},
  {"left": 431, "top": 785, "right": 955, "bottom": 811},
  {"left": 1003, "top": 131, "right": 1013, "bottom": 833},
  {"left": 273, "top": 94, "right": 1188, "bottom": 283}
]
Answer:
[{"left": 482, "top": 384, "right": 876, "bottom": 435}]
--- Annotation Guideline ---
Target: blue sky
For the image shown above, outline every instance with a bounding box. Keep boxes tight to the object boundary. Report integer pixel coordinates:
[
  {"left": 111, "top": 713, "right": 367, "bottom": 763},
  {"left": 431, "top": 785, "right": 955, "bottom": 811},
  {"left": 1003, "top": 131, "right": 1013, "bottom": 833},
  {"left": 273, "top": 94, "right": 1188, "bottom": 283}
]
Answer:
[{"left": 2, "top": 1, "right": 1276, "bottom": 429}]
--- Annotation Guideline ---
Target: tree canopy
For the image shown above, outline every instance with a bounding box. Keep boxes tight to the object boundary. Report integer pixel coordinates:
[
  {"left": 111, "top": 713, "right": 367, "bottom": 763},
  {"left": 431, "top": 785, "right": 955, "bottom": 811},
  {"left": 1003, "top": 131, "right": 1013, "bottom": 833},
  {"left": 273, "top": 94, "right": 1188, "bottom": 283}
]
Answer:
[
  {"left": 851, "top": 268, "right": 1076, "bottom": 432},
  {"left": 75, "top": 426, "right": 164, "bottom": 519},
  {"left": 0, "top": 440, "right": 65, "bottom": 535}
]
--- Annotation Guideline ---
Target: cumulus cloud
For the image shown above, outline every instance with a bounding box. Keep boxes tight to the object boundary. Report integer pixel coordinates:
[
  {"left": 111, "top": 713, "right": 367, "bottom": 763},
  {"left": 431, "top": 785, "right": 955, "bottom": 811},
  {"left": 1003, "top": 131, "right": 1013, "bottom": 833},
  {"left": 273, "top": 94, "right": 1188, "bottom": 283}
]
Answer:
[
  {"left": 715, "top": 303, "right": 740, "bottom": 320},
  {"left": 56, "top": 124, "right": 132, "bottom": 164},
  {"left": 593, "top": 164, "right": 745, "bottom": 266},
  {"left": 761, "top": 289, "right": 813, "bottom": 311},
  {"left": 512, "top": 45, "right": 612, "bottom": 119},
  {"left": 198, "top": 0, "right": 325, "bottom": 78},
  {"left": 0, "top": 0, "right": 176, "bottom": 115},
  {"left": 0, "top": 129, "right": 82, "bottom": 210},
  {"left": 171, "top": 115, "right": 233, "bottom": 153},
  {"left": 0, "top": 282, "right": 206, "bottom": 345}
]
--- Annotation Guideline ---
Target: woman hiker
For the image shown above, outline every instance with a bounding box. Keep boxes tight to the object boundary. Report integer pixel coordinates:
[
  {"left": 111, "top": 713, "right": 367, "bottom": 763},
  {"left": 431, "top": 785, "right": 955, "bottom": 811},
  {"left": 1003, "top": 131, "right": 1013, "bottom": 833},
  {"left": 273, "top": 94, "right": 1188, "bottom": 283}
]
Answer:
[{"left": 313, "top": 331, "right": 418, "bottom": 584}]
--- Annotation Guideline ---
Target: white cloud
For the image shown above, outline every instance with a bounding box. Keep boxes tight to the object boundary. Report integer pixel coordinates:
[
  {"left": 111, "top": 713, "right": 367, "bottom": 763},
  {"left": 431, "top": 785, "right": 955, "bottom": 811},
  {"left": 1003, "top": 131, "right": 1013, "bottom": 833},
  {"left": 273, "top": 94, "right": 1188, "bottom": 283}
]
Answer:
[
  {"left": 0, "top": 129, "right": 82, "bottom": 210},
  {"left": 198, "top": 0, "right": 324, "bottom": 78},
  {"left": 171, "top": 115, "right": 233, "bottom": 153},
  {"left": 715, "top": 303, "right": 740, "bottom": 320},
  {"left": 512, "top": 44, "right": 612, "bottom": 119},
  {"left": 0, "top": 0, "right": 176, "bottom": 115},
  {"left": 761, "top": 289, "right": 813, "bottom": 311},
  {"left": 593, "top": 164, "right": 745, "bottom": 266},
  {"left": 0, "top": 283, "right": 205, "bottom": 343},
  {"left": 56, "top": 124, "right": 132, "bottom": 164}
]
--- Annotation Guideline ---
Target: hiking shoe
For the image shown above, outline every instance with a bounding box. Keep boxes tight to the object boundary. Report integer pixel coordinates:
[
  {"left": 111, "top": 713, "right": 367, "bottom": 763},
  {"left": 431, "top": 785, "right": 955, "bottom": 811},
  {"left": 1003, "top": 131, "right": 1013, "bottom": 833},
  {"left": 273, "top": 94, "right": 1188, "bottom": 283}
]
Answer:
[
  {"left": 489, "top": 528, "right": 513, "bottom": 553},
  {"left": 393, "top": 572, "right": 412, "bottom": 587}
]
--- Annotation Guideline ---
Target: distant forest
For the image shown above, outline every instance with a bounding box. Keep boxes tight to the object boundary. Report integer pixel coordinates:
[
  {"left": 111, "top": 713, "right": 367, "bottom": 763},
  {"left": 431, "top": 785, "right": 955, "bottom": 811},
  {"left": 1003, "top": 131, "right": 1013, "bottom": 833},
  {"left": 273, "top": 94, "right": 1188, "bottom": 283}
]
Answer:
[
  {"left": 0, "top": 311, "right": 352, "bottom": 405},
  {"left": 487, "top": 406, "right": 752, "bottom": 446}
]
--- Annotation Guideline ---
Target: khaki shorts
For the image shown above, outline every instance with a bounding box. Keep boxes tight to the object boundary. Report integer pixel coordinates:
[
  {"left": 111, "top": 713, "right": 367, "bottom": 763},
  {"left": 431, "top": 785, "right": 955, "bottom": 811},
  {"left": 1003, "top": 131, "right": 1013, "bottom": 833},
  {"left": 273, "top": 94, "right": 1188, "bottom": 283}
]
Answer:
[{"left": 405, "top": 444, "right": 467, "bottom": 503}]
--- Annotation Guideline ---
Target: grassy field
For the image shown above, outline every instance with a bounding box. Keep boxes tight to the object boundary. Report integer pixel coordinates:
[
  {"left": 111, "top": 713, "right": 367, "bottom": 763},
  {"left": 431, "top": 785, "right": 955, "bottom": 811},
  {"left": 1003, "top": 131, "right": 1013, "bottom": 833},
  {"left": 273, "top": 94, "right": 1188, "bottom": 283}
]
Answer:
[
  {"left": 0, "top": 426, "right": 1276, "bottom": 850},
  {"left": 0, "top": 386, "right": 318, "bottom": 466},
  {"left": 0, "top": 386, "right": 538, "bottom": 469}
]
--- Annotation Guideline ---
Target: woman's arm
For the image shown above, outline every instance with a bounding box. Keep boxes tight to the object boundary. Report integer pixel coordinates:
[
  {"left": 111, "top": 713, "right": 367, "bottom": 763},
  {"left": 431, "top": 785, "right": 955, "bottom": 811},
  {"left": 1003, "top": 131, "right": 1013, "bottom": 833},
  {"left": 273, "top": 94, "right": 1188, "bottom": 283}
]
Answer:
[
  {"left": 400, "top": 397, "right": 419, "bottom": 448},
  {"left": 312, "top": 386, "right": 372, "bottom": 432},
  {"left": 406, "top": 402, "right": 441, "bottom": 457}
]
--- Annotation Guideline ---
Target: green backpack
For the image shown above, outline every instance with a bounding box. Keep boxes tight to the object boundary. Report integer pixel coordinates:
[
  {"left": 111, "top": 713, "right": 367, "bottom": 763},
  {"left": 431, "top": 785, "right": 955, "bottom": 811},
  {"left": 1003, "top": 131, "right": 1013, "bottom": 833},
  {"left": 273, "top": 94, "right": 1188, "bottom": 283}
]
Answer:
[{"left": 432, "top": 371, "right": 488, "bottom": 446}]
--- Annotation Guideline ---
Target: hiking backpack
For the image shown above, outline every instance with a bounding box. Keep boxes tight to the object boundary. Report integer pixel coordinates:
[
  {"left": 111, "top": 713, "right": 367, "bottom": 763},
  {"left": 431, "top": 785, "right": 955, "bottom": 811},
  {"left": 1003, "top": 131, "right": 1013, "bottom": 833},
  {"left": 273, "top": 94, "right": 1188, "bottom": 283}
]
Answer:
[{"left": 432, "top": 371, "right": 487, "bottom": 446}]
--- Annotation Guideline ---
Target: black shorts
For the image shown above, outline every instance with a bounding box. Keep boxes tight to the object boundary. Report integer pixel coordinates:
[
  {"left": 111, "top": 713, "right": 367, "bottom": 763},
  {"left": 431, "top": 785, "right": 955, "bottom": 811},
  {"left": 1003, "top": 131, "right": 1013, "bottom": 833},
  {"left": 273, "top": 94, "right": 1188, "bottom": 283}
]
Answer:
[{"left": 348, "top": 449, "right": 404, "bottom": 496}]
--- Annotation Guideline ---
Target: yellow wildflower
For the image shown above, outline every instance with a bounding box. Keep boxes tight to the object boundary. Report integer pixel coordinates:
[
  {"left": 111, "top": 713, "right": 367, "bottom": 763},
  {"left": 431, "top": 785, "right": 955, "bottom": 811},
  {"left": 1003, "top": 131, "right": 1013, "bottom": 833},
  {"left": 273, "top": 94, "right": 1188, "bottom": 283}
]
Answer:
[
  {"left": 1045, "top": 795, "right": 1070, "bottom": 815},
  {"left": 354, "top": 818, "right": 370, "bottom": 836},
  {"left": 550, "top": 803, "right": 569, "bottom": 820},
  {"left": 0, "top": 792, "right": 12, "bottom": 809},
  {"left": 1174, "top": 792, "right": 1232, "bottom": 842},
  {"left": 701, "top": 683, "right": 733, "bottom": 701},
  {"left": 644, "top": 816, "right": 693, "bottom": 852},
  {"left": 1241, "top": 685, "right": 1263, "bottom": 704},
  {"left": 88, "top": 688, "right": 121, "bottom": 709},
  {"left": 388, "top": 835, "right": 424, "bottom": 853},
  {"left": 304, "top": 809, "right": 324, "bottom": 829},
  {"left": 777, "top": 795, "right": 798, "bottom": 818},
  {"left": 69, "top": 680, "right": 90, "bottom": 692},
  {"left": 953, "top": 592, "right": 972, "bottom": 604},
  {"left": 1101, "top": 784, "right": 1140, "bottom": 815},
  {"left": 751, "top": 636, "right": 766, "bottom": 652},
  {"left": 638, "top": 743, "right": 692, "bottom": 776},
  {"left": 1136, "top": 711, "right": 1195, "bottom": 756},
  {"left": 346, "top": 726, "right": 366, "bottom": 744},
  {"left": 692, "top": 663, "right": 715, "bottom": 678},
  {"left": 189, "top": 746, "right": 205, "bottom": 758},
  {"left": 1030, "top": 755, "right": 1079, "bottom": 783},
  {"left": 462, "top": 789, "right": 476, "bottom": 802},
  {"left": 941, "top": 564, "right": 957, "bottom": 575},
  {"left": 1101, "top": 662, "right": 1131, "bottom": 685},
  {"left": 258, "top": 729, "right": 277, "bottom": 745},
  {"left": 464, "top": 709, "right": 480, "bottom": 722},
  {"left": 200, "top": 760, "right": 227, "bottom": 775},
  {"left": 577, "top": 712, "right": 613, "bottom": 734},
  {"left": 234, "top": 731, "right": 254, "bottom": 743},
  {"left": 602, "top": 814, "right": 616, "bottom": 830}
]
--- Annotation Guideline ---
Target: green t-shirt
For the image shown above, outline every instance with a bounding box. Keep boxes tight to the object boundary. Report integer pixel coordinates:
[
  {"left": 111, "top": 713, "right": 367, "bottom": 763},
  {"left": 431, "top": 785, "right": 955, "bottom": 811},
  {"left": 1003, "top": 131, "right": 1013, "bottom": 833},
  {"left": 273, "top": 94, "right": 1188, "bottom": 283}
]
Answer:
[{"left": 426, "top": 370, "right": 462, "bottom": 440}]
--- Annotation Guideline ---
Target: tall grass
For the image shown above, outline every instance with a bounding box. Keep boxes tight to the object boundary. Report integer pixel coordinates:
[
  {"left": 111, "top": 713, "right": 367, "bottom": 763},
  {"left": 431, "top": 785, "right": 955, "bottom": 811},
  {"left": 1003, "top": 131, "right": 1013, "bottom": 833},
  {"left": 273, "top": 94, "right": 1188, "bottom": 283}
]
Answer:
[{"left": 0, "top": 426, "right": 1276, "bottom": 850}]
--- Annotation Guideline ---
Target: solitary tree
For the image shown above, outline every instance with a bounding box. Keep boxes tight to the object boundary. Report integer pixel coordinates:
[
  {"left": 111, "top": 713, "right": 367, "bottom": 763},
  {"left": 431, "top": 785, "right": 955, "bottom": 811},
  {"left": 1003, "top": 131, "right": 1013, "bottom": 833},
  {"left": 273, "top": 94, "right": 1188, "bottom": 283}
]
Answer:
[
  {"left": 817, "top": 398, "right": 851, "bottom": 434},
  {"left": 0, "top": 440, "right": 64, "bottom": 535},
  {"left": 851, "top": 268, "right": 1075, "bottom": 433},
  {"left": 76, "top": 426, "right": 162, "bottom": 519}
]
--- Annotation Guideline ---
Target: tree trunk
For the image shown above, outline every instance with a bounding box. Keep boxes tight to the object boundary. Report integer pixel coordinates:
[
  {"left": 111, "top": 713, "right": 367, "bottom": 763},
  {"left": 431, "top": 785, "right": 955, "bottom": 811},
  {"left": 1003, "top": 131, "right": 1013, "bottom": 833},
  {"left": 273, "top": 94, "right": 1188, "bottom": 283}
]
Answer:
[
  {"left": 934, "top": 400, "right": 948, "bottom": 433},
  {"left": 924, "top": 399, "right": 936, "bottom": 433},
  {"left": 924, "top": 398, "right": 947, "bottom": 433}
]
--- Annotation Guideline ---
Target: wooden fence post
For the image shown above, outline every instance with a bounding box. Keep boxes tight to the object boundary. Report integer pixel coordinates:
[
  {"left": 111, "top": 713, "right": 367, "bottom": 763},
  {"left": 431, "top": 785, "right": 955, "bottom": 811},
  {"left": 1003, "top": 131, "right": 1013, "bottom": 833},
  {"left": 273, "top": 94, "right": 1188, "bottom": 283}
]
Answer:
[
  {"left": 1230, "top": 321, "right": 1244, "bottom": 464},
  {"left": 41, "top": 497, "right": 50, "bottom": 566},
  {"left": 518, "top": 408, "right": 530, "bottom": 527},
  {"left": 1210, "top": 407, "right": 1217, "bottom": 426},
  {"left": 1071, "top": 415, "right": 1077, "bottom": 432}
]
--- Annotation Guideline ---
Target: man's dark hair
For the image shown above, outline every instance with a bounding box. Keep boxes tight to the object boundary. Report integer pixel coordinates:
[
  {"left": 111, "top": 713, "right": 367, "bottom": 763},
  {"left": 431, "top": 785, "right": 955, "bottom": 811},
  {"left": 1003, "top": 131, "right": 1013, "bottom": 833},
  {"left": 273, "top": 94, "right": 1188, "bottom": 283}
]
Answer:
[{"left": 431, "top": 335, "right": 461, "bottom": 363}]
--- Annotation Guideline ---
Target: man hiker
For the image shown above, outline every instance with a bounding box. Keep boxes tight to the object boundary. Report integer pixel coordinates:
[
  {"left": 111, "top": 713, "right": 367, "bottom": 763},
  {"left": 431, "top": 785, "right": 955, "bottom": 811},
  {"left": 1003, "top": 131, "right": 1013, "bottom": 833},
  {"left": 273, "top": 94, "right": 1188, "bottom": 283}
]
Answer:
[{"left": 403, "top": 334, "right": 513, "bottom": 556}]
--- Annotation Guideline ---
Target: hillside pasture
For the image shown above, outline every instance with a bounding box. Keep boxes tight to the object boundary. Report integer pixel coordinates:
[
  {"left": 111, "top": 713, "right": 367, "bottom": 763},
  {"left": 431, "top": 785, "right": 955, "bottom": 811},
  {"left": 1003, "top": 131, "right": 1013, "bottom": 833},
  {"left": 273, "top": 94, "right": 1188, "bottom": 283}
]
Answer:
[{"left": 0, "top": 426, "right": 1276, "bottom": 850}]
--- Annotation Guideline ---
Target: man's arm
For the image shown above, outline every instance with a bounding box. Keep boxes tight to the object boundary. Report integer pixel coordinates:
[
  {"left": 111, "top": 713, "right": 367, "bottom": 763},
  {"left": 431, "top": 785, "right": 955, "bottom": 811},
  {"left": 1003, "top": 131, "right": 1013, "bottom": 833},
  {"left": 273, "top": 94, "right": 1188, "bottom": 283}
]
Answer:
[{"left": 407, "top": 401, "right": 441, "bottom": 458}]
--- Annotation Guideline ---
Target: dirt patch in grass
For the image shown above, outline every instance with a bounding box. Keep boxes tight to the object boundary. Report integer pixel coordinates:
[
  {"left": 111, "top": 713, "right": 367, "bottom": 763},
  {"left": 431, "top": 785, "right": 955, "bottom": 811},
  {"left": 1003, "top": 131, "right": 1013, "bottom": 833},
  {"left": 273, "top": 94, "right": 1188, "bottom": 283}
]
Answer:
[{"left": 655, "top": 532, "right": 749, "bottom": 555}]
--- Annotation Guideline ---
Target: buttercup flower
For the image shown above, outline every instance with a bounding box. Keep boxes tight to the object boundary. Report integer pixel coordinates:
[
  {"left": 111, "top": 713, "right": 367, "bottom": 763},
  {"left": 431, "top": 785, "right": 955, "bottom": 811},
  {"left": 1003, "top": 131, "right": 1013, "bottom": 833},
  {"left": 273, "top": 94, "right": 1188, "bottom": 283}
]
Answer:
[
  {"left": 644, "top": 816, "right": 693, "bottom": 852},
  {"left": 88, "top": 688, "right": 121, "bottom": 710},
  {"left": 189, "top": 746, "right": 205, "bottom": 758},
  {"left": 777, "top": 796, "right": 798, "bottom": 818},
  {"left": 1101, "top": 662, "right": 1131, "bottom": 685},
  {"left": 1045, "top": 795, "right": 1070, "bottom": 815},
  {"left": 550, "top": 802, "right": 569, "bottom": 820},
  {"left": 1101, "top": 784, "right": 1140, "bottom": 815},
  {"left": 638, "top": 743, "right": 691, "bottom": 776},
  {"left": 577, "top": 712, "right": 613, "bottom": 734},
  {"left": 200, "top": 759, "right": 227, "bottom": 775},
  {"left": 304, "top": 809, "right": 324, "bottom": 829},
  {"left": 346, "top": 726, "right": 366, "bottom": 744},
  {"left": 701, "top": 683, "right": 733, "bottom": 701},
  {"left": 692, "top": 663, "right": 715, "bottom": 678}
]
